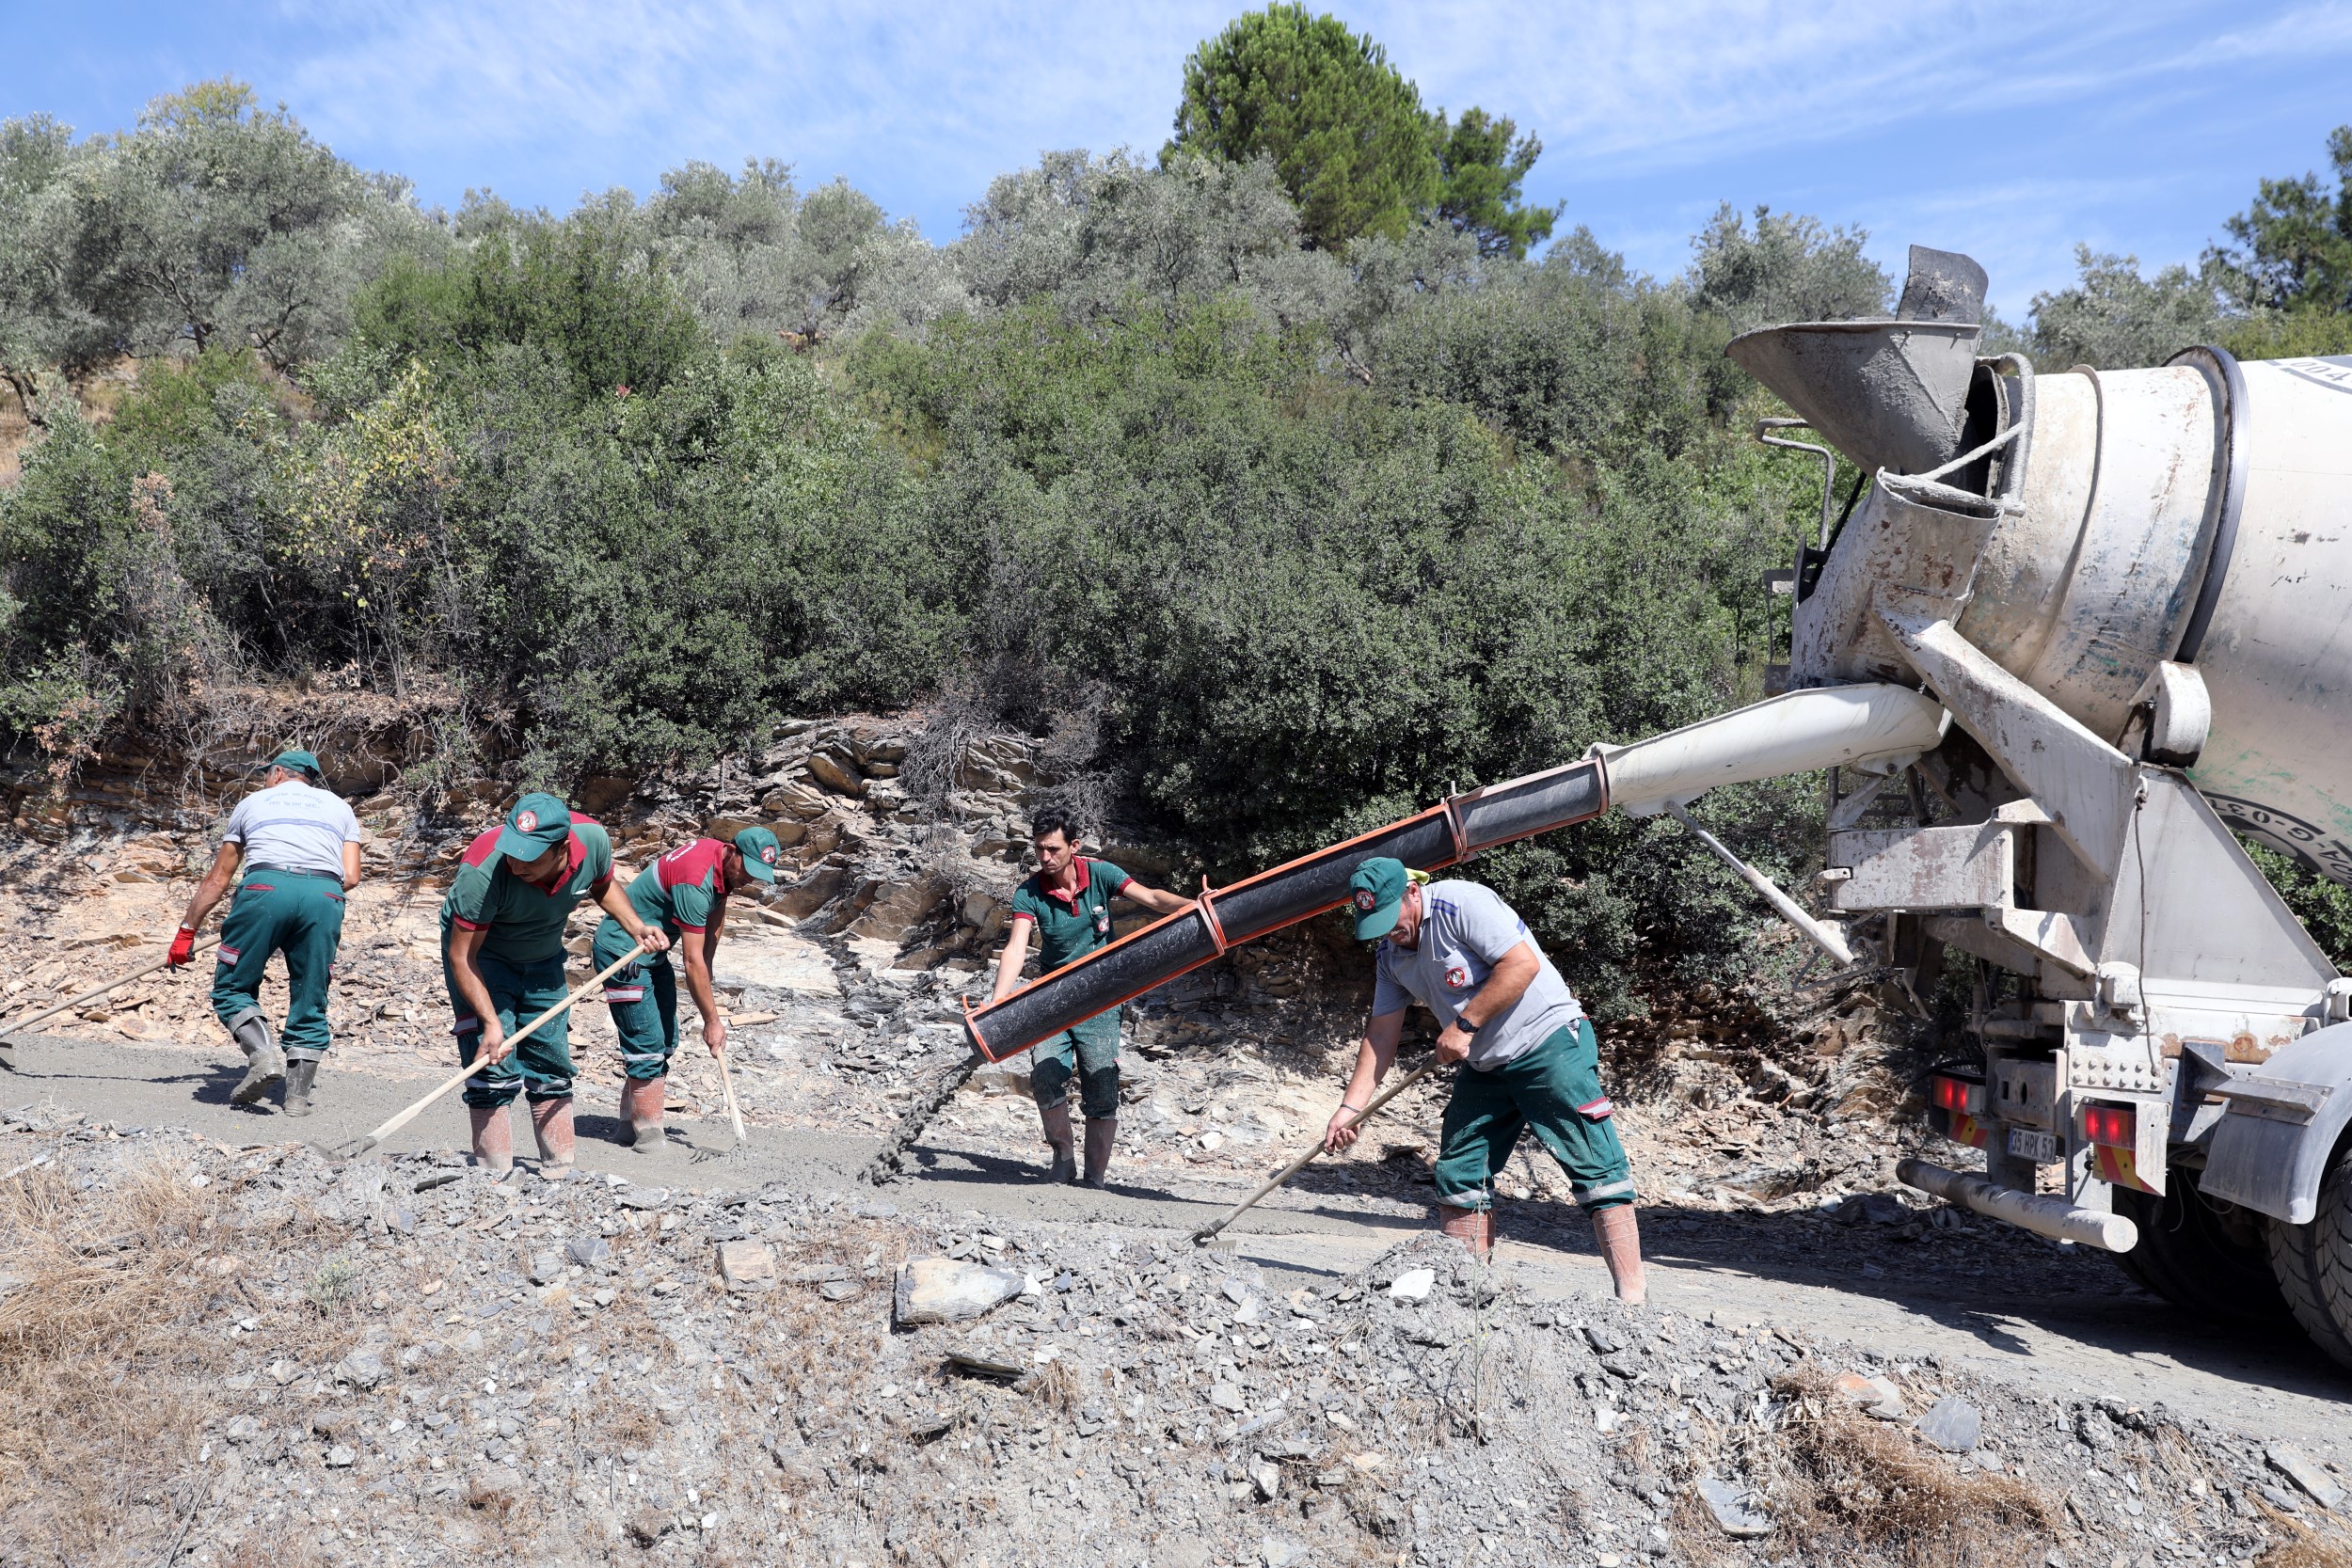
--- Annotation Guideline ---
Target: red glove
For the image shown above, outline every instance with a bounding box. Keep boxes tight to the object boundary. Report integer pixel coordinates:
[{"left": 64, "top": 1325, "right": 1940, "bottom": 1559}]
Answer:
[{"left": 167, "top": 927, "right": 197, "bottom": 968}]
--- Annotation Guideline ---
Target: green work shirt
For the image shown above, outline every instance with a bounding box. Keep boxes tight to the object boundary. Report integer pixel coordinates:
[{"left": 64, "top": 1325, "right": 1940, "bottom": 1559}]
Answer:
[
  {"left": 1010, "top": 858, "right": 1132, "bottom": 973},
  {"left": 619, "top": 836, "right": 727, "bottom": 941},
  {"left": 439, "top": 815, "right": 615, "bottom": 966}
]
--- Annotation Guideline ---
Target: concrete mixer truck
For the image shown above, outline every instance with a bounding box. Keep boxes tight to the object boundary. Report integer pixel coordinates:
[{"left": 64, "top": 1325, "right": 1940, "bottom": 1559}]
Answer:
[{"left": 908, "top": 246, "right": 2352, "bottom": 1370}]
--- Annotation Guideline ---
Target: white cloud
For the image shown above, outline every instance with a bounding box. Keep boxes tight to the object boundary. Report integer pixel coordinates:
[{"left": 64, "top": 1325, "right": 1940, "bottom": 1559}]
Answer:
[{"left": 1370, "top": 0, "right": 2352, "bottom": 173}]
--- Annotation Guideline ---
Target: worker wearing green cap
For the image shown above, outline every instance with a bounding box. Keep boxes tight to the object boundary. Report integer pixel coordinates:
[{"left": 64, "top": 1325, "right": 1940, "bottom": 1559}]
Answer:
[
  {"left": 441, "top": 792, "right": 669, "bottom": 1178},
  {"left": 1322, "top": 856, "right": 1646, "bottom": 1303},
  {"left": 167, "top": 750, "right": 364, "bottom": 1116},
  {"left": 593, "top": 827, "right": 783, "bottom": 1151}
]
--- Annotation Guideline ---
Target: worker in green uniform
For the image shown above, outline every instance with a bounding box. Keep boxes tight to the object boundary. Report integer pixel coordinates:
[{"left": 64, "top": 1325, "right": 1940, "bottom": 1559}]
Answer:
[
  {"left": 594, "top": 826, "right": 783, "bottom": 1151},
  {"left": 167, "top": 750, "right": 364, "bottom": 1117},
  {"left": 1324, "top": 857, "right": 1645, "bottom": 1302},
  {"left": 441, "top": 792, "right": 669, "bottom": 1178},
  {"left": 989, "top": 808, "right": 1190, "bottom": 1187}
]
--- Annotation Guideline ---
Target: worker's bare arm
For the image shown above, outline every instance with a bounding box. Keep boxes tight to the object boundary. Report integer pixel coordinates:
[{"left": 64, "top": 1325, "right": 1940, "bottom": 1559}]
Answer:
[
  {"left": 594, "top": 879, "right": 670, "bottom": 955},
  {"left": 445, "top": 923, "right": 510, "bottom": 1061},
  {"left": 1116, "top": 879, "right": 1191, "bottom": 916},
  {"left": 990, "top": 916, "right": 1034, "bottom": 1004},
  {"left": 341, "top": 841, "right": 363, "bottom": 893},
  {"left": 1433, "top": 940, "right": 1539, "bottom": 1064},
  {"left": 178, "top": 842, "right": 244, "bottom": 934},
  {"left": 1325, "top": 1010, "right": 1406, "bottom": 1152},
  {"left": 682, "top": 931, "right": 726, "bottom": 1055}
]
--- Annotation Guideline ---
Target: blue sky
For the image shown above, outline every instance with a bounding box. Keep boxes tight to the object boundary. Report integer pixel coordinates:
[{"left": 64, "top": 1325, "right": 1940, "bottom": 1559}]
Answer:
[{"left": 8, "top": 2, "right": 2352, "bottom": 317}]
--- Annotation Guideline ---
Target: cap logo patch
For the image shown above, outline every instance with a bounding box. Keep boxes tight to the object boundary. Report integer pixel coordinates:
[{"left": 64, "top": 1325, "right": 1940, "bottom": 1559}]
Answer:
[
  {"left": 1352, "top": 889, "right": 1376, "bottom": 912},
  {"left": 760, "top": 845, "right": 778, "bottom": 865},
  {"left": 1446, "top": 965, "right": 1470, "bottom": 990},
  {"left": 515, "top": 809, "right": 539, "bottom": 832}
]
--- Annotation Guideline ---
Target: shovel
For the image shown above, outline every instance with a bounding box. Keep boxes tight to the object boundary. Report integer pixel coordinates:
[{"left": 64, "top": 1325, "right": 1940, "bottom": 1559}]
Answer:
[
  {"left": 1191, "top": 1056, "right": 1441, "bottom": 1246},
  {"left": 313, "top": 943, "right": 644, "bottom": 1161},
  {"left": 1, "top": 932, "right": 222, "bottom": 1051}
]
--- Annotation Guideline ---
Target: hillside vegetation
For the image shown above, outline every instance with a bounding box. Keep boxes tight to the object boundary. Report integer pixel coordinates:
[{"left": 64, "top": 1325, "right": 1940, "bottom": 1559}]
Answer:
[{"left": 6, "top": 16, "right": 2352, "bottom": 1009}]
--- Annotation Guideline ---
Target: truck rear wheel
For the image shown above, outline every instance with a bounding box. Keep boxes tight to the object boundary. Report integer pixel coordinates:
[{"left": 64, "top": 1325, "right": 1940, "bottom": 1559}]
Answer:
[
  {"left": 2265, "top": 1138, "right": 2352, "bottom": 1372},
  {"left": 2110, "top": 1164, "right": 2290, "bottom": 1326}
]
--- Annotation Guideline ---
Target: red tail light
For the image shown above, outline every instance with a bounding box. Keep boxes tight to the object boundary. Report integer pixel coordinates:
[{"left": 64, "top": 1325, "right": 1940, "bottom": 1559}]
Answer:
[
  {"left": 2082, "top": 1104, "right": 2135, "bottom": 1148},
  {"left": 1932, "top": 1075, "right": 1983, "bottom": 1115}
]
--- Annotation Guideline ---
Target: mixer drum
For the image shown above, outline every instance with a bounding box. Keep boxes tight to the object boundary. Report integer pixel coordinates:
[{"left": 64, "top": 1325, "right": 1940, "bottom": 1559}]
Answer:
[{"left": 1792, "top": 352, "right": 2352, "bottom": 885}]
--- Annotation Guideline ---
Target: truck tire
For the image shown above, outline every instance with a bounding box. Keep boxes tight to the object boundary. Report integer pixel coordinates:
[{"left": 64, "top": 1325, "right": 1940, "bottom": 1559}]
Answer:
[
  {"left": 2265, "top": 1138, "right": 2352, "bottom": 1372},
  {"left": 2110, "top": 1165, "right": 2290, "bottom": 1326}
]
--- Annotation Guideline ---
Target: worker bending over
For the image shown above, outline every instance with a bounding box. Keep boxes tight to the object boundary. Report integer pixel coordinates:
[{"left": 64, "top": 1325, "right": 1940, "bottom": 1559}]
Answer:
[
  {"left": 991, "top": 809, "right": 1189, "bottom": 1187},
  {"left": 596, "top": 826, "right": 782, "bottom": 1151},
  {"left": 168, "top": 750, "right": 364, "bottom": 1116},
  {"left": 440, "top": 793, "right": 668, "bottom": 1178},
  {"left": 1324, "top": 857, "right": 1646, "bottom": 1303}
]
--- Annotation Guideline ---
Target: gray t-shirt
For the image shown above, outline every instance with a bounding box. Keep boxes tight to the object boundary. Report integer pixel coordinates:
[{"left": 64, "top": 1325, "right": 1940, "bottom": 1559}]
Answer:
[
  {"left": 1372, "top": 879, "right": 1584, "bottom": 1069},
  {"left": 221, "top": 779, "right": 362, "bottom": 879}
]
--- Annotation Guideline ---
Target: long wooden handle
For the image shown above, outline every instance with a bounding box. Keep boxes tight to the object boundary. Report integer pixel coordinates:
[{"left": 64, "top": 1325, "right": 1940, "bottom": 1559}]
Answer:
[
  {"left": 2, "top": 938, "right": 223, "bottom": 1037},
  {"left": 337, "top": 943, "right": 646, "bottom": 1157},
  {"left": 717, "top": 1045, "right": 747, "bottom": 1144},
  {"left": 1191, "top": 1056, "right": 1441, "bottom": 1245}
]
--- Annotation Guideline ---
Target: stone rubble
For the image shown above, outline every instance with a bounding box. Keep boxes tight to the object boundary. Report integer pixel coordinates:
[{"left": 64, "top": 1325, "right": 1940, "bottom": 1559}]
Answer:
[{"left": 2, "top": 1117, "right": 2346, "bottom": 1567}]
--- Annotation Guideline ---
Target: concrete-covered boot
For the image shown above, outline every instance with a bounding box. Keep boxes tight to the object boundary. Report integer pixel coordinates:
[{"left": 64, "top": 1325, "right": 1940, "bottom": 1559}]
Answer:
[
  {"left": 1438, "top": 1204, "right": 1496, "bottom": 1262},
  {"left": 281, "top": 1056, "right": 322, "bottom": 1117},
  {"left": 621, "top": 1077, "right": 665, "bottom": 1152},
  {"left": 1041, "top": 1101, "right": 1076, "bottom": 1183},
  {"left": 469, "top": 1105, "right": 515, "bottom": 1175},
  {"left": 532, "top": 1097, "right": 577, "bottom": 1180},
  {"left": 1592, "top": 1203, "right": 1647, "bottom": 1306},
  {"left": 228, "top": 1011, "right": 287, "bottom": 1106},
  {"left": 1081, "top": 1117, "right": 1117, "bottom": 1191}
]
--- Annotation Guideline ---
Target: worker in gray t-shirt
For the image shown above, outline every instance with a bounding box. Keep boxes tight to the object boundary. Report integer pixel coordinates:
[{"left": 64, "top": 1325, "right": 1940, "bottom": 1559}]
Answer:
[
  {"left": 1323, "top": 857, "right": 1645, "bottom": 1303},
  {"left": 168, "top": 751, "right": 364, "bottom": 1117}
]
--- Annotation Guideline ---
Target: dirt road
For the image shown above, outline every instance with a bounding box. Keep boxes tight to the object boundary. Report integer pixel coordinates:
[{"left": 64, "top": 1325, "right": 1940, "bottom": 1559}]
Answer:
[{"left": 7, "top": 1028, "right": 2343, "bottom": 1451}]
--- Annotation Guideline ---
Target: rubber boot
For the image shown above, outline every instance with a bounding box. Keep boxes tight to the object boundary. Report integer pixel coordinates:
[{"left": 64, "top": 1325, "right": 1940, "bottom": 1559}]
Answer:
[
  {"left": 469, "top": 1105, "right": 515, "bottom": 1176},
  {"left": 281, "top": 1055, "right": 322, "bottom": 1117},
  {"left": 228, "top": 1010, "right": 286, "bottom": 1106},
  {"left": 1041, "top": 1101, "right": 1076, "bottom": 1184},
  {"left": 1593, "top": 1204, "right": 1647, "bottom": 1306},
  {"left": 531, "top": 1098, "right": 576, "bottom": 1180},
  {"left": 1438, "top": 1204, "right": 1496, "bottom": 1262},
  {"left": 1081, "top": 1117, "right": 1117, "bottom": 1191},
  {"left": 622, "top": 1077, "right": 666, "bottom": 1152}
]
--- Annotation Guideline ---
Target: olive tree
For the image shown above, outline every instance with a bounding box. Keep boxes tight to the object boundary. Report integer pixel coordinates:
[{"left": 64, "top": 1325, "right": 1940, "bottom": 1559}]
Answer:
[{"left": 54, "top": 80, "right": 401, "bottom": 369}]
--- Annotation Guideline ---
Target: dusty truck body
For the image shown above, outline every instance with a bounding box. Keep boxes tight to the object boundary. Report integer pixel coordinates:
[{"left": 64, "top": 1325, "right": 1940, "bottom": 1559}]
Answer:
[
  {"left": 1733, "top": 252, "right": 2352, "bottom": 1365},
  {"left": 930, "top": 247, "right": 2352, "bottom": 1369}
]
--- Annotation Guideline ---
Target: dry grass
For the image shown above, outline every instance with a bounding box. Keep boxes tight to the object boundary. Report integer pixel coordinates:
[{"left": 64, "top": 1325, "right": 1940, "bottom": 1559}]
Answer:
[
  {"left": 1020, "top": 1354, "right": 1083, "bottom": 1415},
  {"left": 2252, "top": 1496, "right": 2352, "bottom": 1568},
  {"left": 0, "top": 1149, "right": 231, "bottom": 1564},
  {"left": 1744, "top": 1367, "right": 2056, "bottom": 1568}
]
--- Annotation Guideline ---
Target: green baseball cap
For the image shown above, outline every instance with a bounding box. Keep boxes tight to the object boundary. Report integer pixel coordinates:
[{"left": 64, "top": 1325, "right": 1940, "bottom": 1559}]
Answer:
[
  {"left": 1348, "top": 856, "right": 1410, "bottom": 941},
  {"left": 271, "top": 749, "right": 324, "bottom": 781},
  {"left": 494, "top": 791, "right": 574, "bottom": 862},
  {"left": 733, "top": 826, "right": 783, "bottom": 884}
]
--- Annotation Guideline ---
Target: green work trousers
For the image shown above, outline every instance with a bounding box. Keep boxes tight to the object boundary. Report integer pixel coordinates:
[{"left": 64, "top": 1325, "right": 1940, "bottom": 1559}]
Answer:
[
  {"left": 1434, "top": 1020, "right": 1636, "bottom": 1213},
  {"left": 1031, "top": 1011, "right": 1121, "bottom": 1120},
  {"left": 444, "top": 946, "right": 576, "bottom": 1108},
  {"left": 209, "top": 867, "right": 346, "bottom": 1059},
  {"left": 594, "top": 920, "right": 678, "bottom": 1081}
]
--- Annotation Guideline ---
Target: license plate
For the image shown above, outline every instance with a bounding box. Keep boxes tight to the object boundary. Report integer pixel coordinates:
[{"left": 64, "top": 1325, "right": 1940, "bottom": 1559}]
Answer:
[{"left": 2007, "top": 1127, "right": 2058, "bottom": 1164}]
